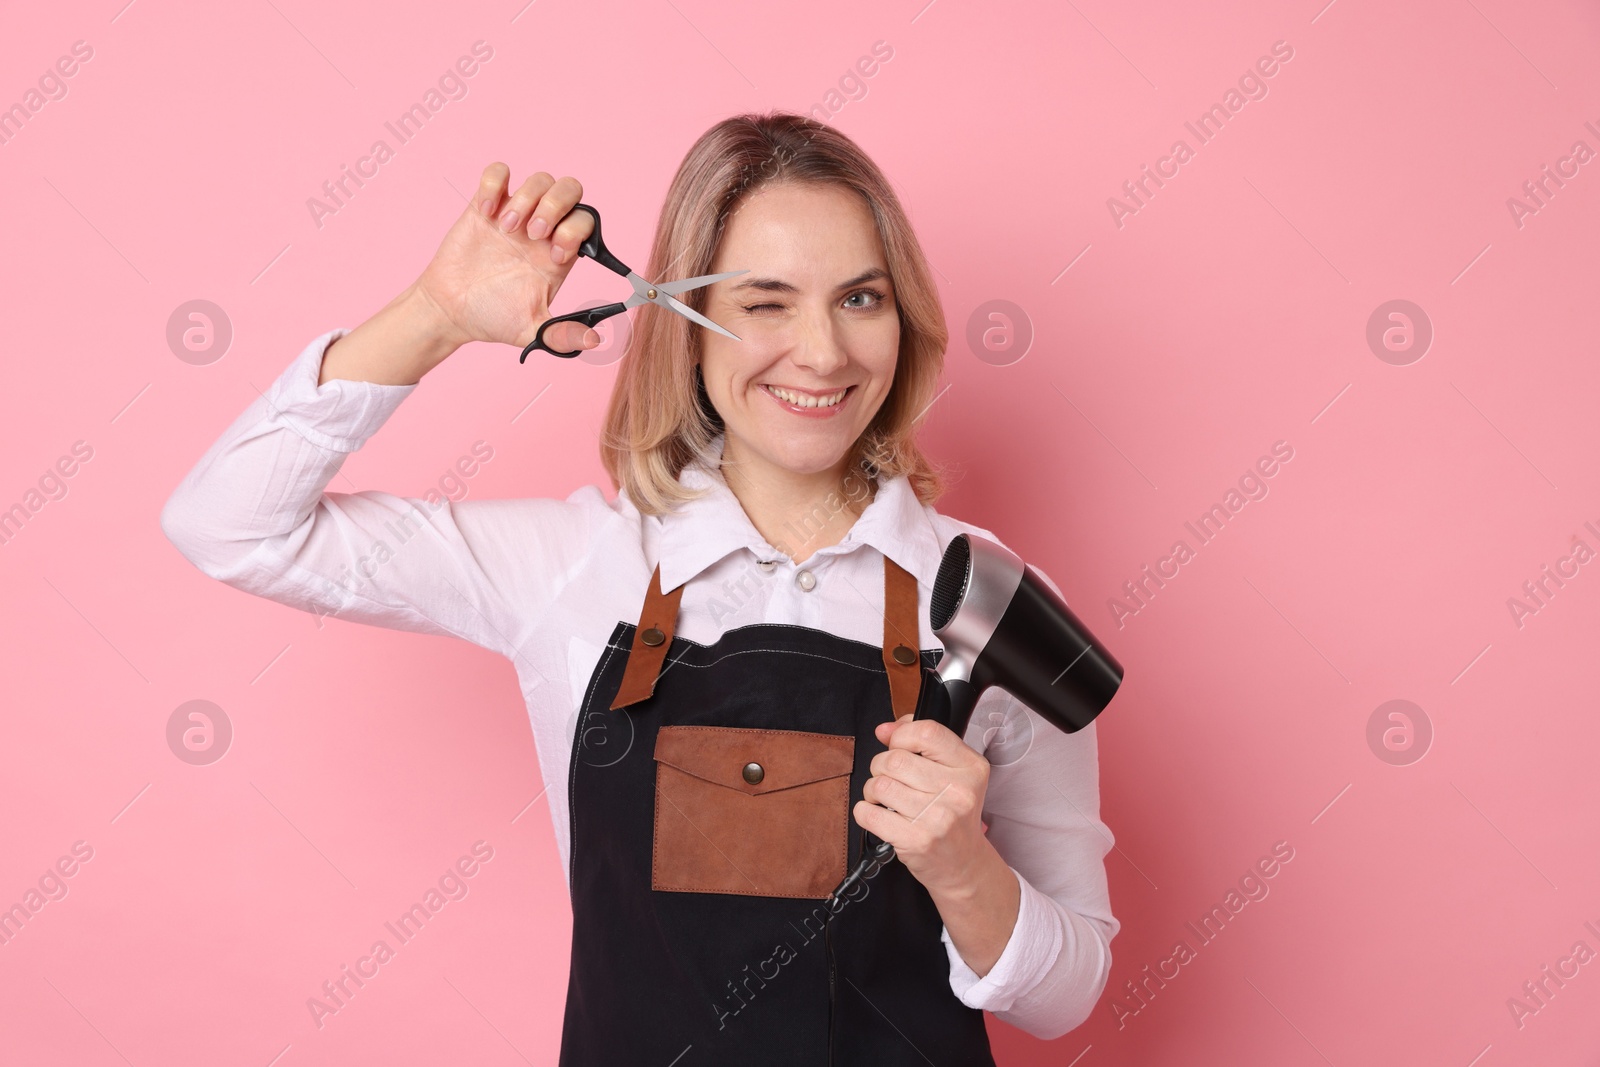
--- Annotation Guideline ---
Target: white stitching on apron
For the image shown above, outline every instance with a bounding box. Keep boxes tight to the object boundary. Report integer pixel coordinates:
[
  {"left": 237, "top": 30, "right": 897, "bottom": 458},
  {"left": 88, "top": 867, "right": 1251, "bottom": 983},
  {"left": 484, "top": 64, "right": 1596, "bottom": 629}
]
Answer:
[
  {"left": 604, "top": 642, "right": 911, "bottom": 676},
  {"left": 569, "top": 624, "right": 626, "bottom": 886}
]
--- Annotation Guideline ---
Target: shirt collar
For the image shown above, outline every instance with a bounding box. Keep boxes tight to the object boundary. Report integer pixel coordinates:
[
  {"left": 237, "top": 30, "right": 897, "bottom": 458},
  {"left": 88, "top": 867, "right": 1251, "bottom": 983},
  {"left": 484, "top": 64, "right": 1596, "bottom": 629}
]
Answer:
[{"left": 655, "top": 435, "right": 946, "bottom": 594}]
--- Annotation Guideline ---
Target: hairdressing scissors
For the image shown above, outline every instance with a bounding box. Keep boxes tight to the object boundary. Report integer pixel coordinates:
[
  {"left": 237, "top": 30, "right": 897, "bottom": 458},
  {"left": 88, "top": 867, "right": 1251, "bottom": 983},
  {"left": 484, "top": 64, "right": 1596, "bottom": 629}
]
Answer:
[{"left": 520, "top": 202, "right": 747, "bottom": 361}]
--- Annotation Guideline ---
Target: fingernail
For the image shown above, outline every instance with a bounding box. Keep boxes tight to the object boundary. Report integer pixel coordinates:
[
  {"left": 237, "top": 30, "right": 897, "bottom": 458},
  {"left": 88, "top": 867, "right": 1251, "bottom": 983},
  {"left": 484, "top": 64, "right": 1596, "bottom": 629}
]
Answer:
[
  {"left": 499, "top": 209, "right": 519, "bottom": 232},
  {"left": 479, "top": 198, "right": 494, "bottom": 217},
  {"left": 582, "top": 329, "right": 600, "bottom": 347},
  {"left": 551, "top": 246, "right": 565, "bottom": 264},
  {"left": 528, "top": 217, "right": 549, "bottom": 239}
]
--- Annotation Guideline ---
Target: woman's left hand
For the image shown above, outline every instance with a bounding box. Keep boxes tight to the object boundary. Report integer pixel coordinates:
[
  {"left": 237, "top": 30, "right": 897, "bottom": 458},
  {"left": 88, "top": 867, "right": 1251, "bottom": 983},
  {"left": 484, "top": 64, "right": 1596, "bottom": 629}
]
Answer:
[{"left": 854, "top": 712, "right": 994, "bottom": 897}]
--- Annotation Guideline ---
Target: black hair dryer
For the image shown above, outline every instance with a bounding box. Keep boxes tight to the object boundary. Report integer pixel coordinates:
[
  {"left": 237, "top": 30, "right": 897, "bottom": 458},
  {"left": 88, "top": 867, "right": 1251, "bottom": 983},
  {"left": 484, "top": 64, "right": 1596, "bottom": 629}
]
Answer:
[
  {"left": 926, "top": 532, "right": 1124, "bottom": 739},
  {"left": 828, "top": 532, "right": 1124, "bottom": 906}
]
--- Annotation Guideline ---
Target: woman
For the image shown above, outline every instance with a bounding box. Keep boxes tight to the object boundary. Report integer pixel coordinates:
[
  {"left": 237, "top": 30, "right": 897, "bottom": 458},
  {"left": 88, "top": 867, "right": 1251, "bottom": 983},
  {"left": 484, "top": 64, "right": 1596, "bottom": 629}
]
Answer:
[{"left": 162, "top": 111, "right": 1118, "bottom": 1063}]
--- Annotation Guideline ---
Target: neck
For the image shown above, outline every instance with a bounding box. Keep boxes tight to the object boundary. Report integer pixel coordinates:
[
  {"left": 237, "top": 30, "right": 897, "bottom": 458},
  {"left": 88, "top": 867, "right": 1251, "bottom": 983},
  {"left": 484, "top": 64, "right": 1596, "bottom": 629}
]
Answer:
[{"left": 719, "top": 437, "right": 877, "bottom": 565}]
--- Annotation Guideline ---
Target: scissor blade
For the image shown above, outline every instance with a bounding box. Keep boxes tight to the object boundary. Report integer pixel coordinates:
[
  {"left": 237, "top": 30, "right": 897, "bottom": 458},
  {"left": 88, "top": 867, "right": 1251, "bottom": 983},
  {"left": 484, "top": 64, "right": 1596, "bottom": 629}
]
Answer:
[
  {"left": 620, "top": 270, "right": 745, "bottom": 340},
  {"left": 654, "top": 269, "right": 749, "bottom": 297},
  {"left": 658, "top": 291, "right": 741, "bottom": 341}
]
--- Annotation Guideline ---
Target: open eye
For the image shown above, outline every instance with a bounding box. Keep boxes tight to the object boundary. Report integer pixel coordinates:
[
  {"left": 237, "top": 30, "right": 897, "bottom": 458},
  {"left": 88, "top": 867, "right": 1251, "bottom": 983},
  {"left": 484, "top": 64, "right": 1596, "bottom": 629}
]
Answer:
[{"left": 844, "top": 288, "right": 887, "bottom": 310}]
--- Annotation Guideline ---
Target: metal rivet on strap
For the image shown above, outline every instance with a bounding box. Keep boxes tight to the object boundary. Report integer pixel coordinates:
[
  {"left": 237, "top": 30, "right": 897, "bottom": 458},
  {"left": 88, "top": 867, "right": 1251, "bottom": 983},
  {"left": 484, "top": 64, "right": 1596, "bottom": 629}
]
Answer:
[
  {"left": 742, "top": 761, "right": 764, "bottom": 784},
  {"left": 640, "top": 626, "right": 665, "bottom": 647},
  {"left": 892, "top": 644, "right": 917, "bottom": 666}
]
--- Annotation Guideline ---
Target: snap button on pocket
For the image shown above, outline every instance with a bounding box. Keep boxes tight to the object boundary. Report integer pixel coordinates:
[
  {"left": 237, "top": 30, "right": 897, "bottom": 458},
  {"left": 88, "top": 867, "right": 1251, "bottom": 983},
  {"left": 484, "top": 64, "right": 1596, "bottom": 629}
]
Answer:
[{"left": 742, "top": 761, "right": 764, "bottom": 784}]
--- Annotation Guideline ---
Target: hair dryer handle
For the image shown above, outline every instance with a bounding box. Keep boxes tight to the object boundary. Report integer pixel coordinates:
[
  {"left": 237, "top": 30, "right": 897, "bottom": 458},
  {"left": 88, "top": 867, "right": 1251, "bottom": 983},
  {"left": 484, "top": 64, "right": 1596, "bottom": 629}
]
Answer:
[
  {"left": 912, "top": 676, "right": 981, "bottom": 740},
  {"left": 944, "top": 677, "right": 981, "bottom": 739}
]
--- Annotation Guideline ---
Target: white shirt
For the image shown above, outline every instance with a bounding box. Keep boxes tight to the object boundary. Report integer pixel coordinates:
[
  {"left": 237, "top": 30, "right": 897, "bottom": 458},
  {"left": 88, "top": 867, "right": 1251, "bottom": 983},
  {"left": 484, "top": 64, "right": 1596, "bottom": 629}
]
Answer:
[{"left": 160, "top": 327, "right": 1121, "bottom": 1041}]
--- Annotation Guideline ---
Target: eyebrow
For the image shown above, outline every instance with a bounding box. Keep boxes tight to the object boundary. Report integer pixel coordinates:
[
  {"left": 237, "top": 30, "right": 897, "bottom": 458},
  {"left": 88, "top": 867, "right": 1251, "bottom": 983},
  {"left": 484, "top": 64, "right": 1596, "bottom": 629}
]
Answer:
[{"left": 729, "top": 267, "right": 890, "bottom": 294}]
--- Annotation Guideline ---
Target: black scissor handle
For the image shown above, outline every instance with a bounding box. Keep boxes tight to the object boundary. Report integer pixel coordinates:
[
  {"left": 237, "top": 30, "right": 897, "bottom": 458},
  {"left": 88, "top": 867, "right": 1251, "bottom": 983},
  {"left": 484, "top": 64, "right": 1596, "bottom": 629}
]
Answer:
[
  {"left": 567, "top": 203, "right": 630, "bottom": 277},
  {"left": 521, "top": 302, "right": 628, "bottom": 361},
  {"left": 519, "top": 203, "right": 633, "bottom": 362}
]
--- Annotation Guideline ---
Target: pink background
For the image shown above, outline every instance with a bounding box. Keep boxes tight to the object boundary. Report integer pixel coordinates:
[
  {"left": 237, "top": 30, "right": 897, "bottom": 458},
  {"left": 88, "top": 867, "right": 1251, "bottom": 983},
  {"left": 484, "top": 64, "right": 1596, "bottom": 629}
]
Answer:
[{"left": 3, "top": 0, "right": 1599, "bottom": 1062}]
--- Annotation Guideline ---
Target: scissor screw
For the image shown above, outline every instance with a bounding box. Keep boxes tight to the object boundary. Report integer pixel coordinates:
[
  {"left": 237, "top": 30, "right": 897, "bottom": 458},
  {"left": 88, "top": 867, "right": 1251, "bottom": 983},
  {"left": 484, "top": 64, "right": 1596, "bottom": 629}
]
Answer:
[{"left": 646, "top": 288, "right": 657, "bottom": 300}]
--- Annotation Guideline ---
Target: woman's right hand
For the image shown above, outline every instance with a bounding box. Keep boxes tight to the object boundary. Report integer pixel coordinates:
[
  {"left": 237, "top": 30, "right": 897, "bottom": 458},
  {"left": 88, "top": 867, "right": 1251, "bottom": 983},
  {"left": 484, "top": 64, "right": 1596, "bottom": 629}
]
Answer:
[{"left": 411, "top": 164, "right": 603, "bottom": 356}]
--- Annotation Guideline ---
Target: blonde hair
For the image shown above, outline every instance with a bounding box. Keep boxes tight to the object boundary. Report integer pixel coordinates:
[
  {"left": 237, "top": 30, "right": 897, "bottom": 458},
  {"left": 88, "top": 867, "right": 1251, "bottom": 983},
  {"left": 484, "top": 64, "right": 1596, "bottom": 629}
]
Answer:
[{"left": 598, "top": 110, "right": 951, "bottom": 516}]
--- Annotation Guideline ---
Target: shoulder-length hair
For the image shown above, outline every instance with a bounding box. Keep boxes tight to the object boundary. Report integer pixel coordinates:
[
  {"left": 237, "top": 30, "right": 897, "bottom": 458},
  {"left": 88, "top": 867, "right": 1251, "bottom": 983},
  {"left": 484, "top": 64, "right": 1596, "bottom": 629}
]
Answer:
[{"left": 598, "top": 110, "right": 950, "bottom": 516}]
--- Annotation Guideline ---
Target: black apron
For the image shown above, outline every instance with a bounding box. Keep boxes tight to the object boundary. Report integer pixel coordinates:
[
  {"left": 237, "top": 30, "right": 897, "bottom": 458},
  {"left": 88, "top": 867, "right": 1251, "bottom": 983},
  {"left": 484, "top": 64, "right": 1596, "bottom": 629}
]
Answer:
[{"left": 558, "top": 551, "right": 998, "bottom": 1066}]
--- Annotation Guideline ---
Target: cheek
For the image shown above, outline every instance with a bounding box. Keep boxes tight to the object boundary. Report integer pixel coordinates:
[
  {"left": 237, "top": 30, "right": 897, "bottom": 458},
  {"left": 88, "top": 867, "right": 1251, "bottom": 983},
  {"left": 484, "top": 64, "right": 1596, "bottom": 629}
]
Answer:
[
  {"left": 855, "top": 323, "right": 900, "bottom": 379},
  {"left": 723, "top": 330, "right": 796, "bottom": 388},
  {"left": 734, "top": 318, "right": 799, "bottom": 352},
  {"left": 699, "top": 340, "right": 771, "bottom": 408}
]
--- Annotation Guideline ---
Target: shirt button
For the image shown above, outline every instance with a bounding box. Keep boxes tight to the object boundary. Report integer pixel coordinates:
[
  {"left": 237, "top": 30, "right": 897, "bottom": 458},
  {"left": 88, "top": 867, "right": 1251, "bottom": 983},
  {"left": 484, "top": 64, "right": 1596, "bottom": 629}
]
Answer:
[
  {"left": 757, "top": 559, "right": 778, "bottom": 573},
  {"left": 795, "top": 569, "right": 817, "bottom": 592}
]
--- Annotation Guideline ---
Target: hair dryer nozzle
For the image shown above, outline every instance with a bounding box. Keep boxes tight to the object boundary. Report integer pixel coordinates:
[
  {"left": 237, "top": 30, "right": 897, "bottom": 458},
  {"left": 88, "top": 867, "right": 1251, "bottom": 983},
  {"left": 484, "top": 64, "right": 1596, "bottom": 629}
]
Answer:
[{"left": 930, "top": 533, "right": 1123, "bottom": 738}]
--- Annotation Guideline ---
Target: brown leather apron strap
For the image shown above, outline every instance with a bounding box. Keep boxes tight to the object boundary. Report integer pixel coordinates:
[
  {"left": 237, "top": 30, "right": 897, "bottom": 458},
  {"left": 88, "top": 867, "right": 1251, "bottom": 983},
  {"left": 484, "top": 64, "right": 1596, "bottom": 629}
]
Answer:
[
  {"left": 880, "top": 555, "right": 922, "bottom": 721},
  {"left": 609, "top": 563, "right": 687, "bottom": 710},
  {"left": 610, "top": 553, "right": 923, "bottom": 718}
]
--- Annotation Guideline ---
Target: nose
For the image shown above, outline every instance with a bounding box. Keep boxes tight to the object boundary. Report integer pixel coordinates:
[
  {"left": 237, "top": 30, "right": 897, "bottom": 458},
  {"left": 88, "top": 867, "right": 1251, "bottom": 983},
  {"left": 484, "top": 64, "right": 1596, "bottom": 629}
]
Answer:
[{"left": 786, "top": 307, "right": 848, "bottom": 377}]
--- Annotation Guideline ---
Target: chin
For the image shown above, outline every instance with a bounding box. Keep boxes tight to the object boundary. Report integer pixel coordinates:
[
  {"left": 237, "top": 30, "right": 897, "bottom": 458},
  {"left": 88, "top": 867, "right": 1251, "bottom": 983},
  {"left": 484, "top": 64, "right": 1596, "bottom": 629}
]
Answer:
[{"left": 750, "top": 430, "right": 855, "bottom": 476}]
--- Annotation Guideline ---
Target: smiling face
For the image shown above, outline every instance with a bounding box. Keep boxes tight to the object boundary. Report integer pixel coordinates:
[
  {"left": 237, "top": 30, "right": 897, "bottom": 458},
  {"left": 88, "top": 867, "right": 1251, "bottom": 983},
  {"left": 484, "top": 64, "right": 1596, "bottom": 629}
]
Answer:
[{"left": 697, "top": 181, "right": 900, "bottom": 486}]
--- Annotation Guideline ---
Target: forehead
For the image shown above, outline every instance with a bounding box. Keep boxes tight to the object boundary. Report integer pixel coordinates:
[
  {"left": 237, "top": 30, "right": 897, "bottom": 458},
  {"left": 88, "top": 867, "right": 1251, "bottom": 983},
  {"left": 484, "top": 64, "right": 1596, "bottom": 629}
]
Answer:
[{"left": 713, "top": 182, "right": 886, "bottom": 274}]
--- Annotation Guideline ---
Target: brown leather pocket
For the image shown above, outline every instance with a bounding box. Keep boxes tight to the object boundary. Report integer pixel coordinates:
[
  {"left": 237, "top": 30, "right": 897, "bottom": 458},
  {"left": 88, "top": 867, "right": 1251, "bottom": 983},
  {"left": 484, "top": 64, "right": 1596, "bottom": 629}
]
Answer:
[{"left": 652, "top": 725, "right": 854, "bottom": 899}]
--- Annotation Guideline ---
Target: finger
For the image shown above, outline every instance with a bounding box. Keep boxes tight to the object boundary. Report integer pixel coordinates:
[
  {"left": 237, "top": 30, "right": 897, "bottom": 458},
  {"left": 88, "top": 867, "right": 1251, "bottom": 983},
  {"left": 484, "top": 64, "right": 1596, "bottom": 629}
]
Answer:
[
  {"left": 530, "top": 176, "right": 586, "bottom": 260},
  {"left": 852, "top": 799, "right": 900, "bottom": 843},
  {"left": 875, "top": 713, "right": 915, "bottom": 742},
  {"left": 538, "top": 320, "right": 602, "bottom": 354},
  {"left": 864, "top": 773, "right": 936, "bottom": 819},
  {"left": 497, "top": 170, "right": 557, "bottom": 234},
  {"left": 475, "top": 162, "right": 511, "bottom": 219},
  {"left": 888, "top": 719, "right": 966, "bottom": 764},
  {"left": 548, "top": 204, "right": 596, "bottom": 266},
  {"left": 854, "top": 799, "right": 933, "bottom": 853},
  {"left": 868, "top": 746, "right": 943, "bottom": 793}
]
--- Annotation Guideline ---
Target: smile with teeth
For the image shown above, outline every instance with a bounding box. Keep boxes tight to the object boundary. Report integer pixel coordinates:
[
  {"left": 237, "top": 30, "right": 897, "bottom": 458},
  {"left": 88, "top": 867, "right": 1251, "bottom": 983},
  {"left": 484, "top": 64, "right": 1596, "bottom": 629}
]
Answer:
[{"left": 763, "top": 384, "right": 852, "bottom": 409}]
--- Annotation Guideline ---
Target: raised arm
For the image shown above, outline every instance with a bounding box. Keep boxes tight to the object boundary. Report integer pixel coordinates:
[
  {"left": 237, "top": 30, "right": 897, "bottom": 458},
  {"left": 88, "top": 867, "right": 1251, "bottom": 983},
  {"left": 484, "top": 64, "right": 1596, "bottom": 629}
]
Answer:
[{"left": 160, "top": 166, "right": 613, "bottom": 659}]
